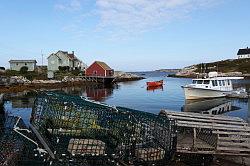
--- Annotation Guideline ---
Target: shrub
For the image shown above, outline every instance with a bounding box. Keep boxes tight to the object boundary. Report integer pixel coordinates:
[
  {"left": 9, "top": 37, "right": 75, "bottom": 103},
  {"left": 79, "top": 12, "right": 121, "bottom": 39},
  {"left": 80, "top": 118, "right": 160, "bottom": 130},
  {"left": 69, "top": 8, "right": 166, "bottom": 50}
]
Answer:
[
  {"left": 58, "top": 66, "right": 70, "bottom": 72},
  {"left": 20, "top": 66, "right": 29, "bottom": 74},
  {"left": 71, "top": 68, "right": 81, "bottom": 76}
]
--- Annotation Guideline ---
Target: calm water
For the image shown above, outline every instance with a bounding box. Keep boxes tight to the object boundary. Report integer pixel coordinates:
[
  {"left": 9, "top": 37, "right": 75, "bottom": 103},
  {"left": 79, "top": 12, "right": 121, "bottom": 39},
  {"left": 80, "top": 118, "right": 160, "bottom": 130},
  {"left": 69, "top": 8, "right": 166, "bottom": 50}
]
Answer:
[{"left": 1, "top": 71, "right": 250, "bottom": 125}]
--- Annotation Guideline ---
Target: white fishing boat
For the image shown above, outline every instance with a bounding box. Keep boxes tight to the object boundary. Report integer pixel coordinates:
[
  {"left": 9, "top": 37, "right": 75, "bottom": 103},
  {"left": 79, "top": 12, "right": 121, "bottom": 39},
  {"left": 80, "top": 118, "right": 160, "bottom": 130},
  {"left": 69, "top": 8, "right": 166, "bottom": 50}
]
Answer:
[{"left": 182, "top": 72, "right": 244, "bottom": 100}]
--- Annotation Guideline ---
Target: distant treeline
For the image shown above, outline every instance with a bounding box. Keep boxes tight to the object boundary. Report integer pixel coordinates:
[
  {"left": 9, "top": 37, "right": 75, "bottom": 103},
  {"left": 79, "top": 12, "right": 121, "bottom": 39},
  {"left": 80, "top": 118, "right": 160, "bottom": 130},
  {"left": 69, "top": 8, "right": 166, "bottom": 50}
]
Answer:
[{"left": 155, "top": 69, "right": 181, "bottom": 73}]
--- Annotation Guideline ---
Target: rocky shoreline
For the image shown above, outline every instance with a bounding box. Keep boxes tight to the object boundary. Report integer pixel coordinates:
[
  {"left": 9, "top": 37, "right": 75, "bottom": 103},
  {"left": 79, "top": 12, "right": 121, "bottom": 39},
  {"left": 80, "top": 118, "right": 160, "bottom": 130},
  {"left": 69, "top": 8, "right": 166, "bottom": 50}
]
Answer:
[
  {"left": 168, "top": 66, "right": 250, "bottom": 78},
  {"left": 0, "top": 72, "right": 144, "bottom": 93},
  {"left": 113, "top": 71, "right": 145, "bottom": 82}
]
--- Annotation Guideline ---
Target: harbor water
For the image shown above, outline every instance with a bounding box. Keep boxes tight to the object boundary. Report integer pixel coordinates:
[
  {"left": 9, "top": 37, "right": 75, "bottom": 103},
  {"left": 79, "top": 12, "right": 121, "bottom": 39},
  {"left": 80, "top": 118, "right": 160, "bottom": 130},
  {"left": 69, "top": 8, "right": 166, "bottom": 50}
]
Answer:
[{"left": 1, "top": 71, "right": 249, "bottom": 125}]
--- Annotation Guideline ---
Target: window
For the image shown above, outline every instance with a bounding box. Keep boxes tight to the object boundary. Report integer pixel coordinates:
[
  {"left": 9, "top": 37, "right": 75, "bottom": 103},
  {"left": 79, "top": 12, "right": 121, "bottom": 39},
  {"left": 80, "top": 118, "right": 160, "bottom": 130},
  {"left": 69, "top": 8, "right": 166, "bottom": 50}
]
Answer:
[
  {"left": 227, "top": 80, "right": 231, "bottom": 85},
  {"left": 212, "top": 80, "right": 216, "bottom": 86},
  {"left": 197, "top": 80, "right": 203, "bottom": 84},
  {"left": 25, "top": 63, "right": 27, "bottom": 65},
  {"left": 222, "top": 80, "right": 225, "bottom": 86},
  {"left": 192, "top": 80, "right": 197, "bottom": 84},
  {"left": 218, "top": 80, "right": 222, "bottom": 86},
  {"left": 16, "top": 63, "right": 18, "bottom": 66},
  {"left": 203, "top": 80, "right": 210, "bottom": 84}
]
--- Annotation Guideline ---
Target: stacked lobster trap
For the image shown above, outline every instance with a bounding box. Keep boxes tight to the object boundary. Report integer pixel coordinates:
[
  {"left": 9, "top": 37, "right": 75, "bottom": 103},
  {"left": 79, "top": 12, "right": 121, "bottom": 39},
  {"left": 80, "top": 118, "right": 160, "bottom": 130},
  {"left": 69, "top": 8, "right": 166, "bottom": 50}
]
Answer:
[{"left": 31, "top": 92, "right": 177, "bottom": 165}]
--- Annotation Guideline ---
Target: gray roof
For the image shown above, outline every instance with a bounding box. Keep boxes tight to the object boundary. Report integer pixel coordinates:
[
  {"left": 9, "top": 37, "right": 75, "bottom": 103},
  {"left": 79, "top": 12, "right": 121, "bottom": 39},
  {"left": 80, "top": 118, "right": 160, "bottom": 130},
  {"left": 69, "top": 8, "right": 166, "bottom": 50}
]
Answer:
[{"left": 9, "top": 60, "right": 37, "bottom": 63}]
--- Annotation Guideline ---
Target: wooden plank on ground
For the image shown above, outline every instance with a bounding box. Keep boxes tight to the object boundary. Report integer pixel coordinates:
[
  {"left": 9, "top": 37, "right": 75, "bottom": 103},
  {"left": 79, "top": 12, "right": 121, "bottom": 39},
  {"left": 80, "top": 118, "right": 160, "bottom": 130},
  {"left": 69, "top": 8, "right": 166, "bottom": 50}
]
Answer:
[
  {"left": 218, "top": 142, "right": 250, "bottom": 148},
  {"left": 167, "top": 115, "right": 248, "bottom": 126},
  {"left": 176, "top": 121, "right": 250, "bottom": 131},
  {"left": 177, "top": 150, "right": 250, "bottom": 156},
  {"left": 218, "top": 136, "right": 250, "bottom": 142},
  {"left": 161, "top": 110, "right": 244, "bottom": 122},
  {"left": 217, "top": 147, "right": 250, "bottom": 152},
  {"left": 213, "top": 131, "right": 250, "bottom": 136}
]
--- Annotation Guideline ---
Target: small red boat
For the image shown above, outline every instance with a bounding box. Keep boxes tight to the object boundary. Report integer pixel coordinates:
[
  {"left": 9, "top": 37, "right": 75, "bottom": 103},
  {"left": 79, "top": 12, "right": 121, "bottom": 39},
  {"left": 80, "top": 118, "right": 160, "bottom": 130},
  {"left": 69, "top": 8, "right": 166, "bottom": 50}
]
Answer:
[{"left": 146, "top": 80, "right": 163, "bottom": 87}]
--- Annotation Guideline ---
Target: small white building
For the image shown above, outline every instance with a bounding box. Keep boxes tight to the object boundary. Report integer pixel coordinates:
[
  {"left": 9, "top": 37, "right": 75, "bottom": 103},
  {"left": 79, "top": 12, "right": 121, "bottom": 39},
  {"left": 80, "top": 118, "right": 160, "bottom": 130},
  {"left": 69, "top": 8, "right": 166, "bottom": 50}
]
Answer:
[
  {"left": 47, "top": 50, "right": 87, "bottom": 79},
  {"left": 9, "top": 60, "right": 37, "bottom": 71},
  {"left": 237, "top": 47, "right": 250, "bottom": 59}
]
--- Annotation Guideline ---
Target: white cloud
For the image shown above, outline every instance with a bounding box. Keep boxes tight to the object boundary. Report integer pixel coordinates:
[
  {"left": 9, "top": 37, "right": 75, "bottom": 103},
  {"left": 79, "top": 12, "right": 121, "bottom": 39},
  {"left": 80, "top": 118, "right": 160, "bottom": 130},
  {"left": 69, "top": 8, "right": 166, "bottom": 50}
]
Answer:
[
  {"left": 96, "top": 0, "right": 219, "bottom": 33},
  {"left": 56, "top": 0, "right": 221, "bottom": 39},
  {"left": 55, "top": 0, "right": 82, "bottom": 12}
]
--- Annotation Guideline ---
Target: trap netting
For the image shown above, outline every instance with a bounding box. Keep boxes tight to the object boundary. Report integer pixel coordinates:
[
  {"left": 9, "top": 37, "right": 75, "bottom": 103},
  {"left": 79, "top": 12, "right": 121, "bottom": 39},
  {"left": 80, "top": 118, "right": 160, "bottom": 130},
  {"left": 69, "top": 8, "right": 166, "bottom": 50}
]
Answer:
[
  {"left": 31, "top": 92, "right": 176, "bottom": 165},
  {"left": 0, "top": 114, "right": 46, "bottom": 166}
]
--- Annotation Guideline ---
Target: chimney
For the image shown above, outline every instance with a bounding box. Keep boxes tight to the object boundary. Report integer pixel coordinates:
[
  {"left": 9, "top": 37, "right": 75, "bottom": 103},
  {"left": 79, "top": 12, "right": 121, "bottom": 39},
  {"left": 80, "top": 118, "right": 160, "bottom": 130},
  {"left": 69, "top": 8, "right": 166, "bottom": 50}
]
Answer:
[{"left": 72, "top": 51, "right": 74, "bottom": 55}]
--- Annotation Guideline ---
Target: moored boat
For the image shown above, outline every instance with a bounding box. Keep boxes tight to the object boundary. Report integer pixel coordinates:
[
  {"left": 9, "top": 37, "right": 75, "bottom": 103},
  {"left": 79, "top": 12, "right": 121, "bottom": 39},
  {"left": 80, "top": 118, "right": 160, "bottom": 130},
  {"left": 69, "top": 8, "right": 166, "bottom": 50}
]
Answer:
[
  {"left": 146, "top": 80, "right": 163, "bottom": 87},
  {"left": 147, "top": 85, "right": 163, "bottom": 91},
  {"left": 182, "top": 72, "right": 244, "bottom": 100}
]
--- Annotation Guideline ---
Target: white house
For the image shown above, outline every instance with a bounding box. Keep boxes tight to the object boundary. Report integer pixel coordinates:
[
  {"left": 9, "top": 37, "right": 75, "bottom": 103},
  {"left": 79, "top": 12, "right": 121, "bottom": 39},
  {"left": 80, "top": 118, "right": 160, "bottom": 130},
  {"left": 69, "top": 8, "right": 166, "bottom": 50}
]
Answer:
[
  {"left": 9, "top": 60, "right": 37, "bottom": 71},
  {"left": 47, "top": 50, "right": 87, "bottom": 78},
  {"left": 237, "top": 47, "right": 250, "bottom": 59}
]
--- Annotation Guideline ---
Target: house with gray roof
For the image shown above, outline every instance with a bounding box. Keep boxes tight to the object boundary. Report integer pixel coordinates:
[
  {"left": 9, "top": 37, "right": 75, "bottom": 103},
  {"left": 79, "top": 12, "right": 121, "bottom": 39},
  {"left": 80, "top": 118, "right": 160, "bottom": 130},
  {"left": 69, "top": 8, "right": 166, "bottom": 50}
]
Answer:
[
  {"left": 237, "top": 47, "right": 250, "bottom": 59},
  {"left": 9, "top": 60, "right": 37, "bottom": 71},
  {"left": 47, "top": 50, "right": 87, "bottom": 78}
]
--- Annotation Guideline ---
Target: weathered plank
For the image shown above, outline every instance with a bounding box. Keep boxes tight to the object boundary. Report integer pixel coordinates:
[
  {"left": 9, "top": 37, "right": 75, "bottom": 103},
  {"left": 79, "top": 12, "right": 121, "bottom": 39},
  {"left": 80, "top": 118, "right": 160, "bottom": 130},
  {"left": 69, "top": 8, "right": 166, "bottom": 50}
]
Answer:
[
  {"left": 162, "top": 110, "right": 244, "bottom": 122},
  {"left": 161, "top": 110, "right": 250, "bottom": 156},
  {"left": 177, "top": 150, "right": 250, "bottom": 156},
  {"left": 217, "top": 147, "right": 250, "bottom": 152},
  {"left": 218, "top": 142, "right": 250, "bottom": 148},
  {"left": 167, "top": 115, "right": 248, "bottom": 126},
  {"left": 213, "top": 131, "right": 250, "bottom": 136},
  {"left": 218, "top": 136, "right": 250, "bottom": 142},
  {"left": 176, "top": 121, "right": 250, "bottom": 132}
]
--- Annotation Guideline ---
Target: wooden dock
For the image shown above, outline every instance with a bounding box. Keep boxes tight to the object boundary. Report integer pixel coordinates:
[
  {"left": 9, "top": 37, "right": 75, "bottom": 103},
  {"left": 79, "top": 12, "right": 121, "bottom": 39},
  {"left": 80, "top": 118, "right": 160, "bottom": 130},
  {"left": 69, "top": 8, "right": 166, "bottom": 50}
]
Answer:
[
  {"left": 160, "top": 110, "right": 250, "bottom": 156},
  {"left": 77, "top": 76, "right": 114, "bottom": 84}
]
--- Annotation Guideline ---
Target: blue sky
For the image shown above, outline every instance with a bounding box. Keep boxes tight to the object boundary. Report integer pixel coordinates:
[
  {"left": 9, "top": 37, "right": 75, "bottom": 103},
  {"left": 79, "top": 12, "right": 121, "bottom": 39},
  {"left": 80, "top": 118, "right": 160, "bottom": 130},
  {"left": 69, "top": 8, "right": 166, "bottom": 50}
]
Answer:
[{"left": 0, "top": 0, "right": 249, "bottom": 71}]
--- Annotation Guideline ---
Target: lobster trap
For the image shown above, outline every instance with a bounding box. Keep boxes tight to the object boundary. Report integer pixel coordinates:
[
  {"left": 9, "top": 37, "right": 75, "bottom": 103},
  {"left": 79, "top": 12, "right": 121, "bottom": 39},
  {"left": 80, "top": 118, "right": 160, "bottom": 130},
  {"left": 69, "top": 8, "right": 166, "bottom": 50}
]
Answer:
[
  {"left": 31, "top": 92, "right": 176, "bottom": 165},
  {"left": 0, "top": 114, "right": 47, "bottom": 166}
]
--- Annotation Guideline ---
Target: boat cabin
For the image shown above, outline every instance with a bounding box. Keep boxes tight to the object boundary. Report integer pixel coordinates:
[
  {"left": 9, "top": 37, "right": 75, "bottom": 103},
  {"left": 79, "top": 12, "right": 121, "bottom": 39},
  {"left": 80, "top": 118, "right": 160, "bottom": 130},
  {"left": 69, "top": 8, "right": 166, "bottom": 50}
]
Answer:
[{"left": 190, "top": 78, "right": 233, "bottom": 92}]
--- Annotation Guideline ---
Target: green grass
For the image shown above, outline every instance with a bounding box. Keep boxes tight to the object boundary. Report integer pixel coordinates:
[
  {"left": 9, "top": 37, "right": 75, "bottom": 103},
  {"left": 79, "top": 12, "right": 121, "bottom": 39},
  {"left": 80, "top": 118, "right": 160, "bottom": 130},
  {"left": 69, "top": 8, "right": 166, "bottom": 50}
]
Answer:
[
  {"left": 194, "top": 59, "right": 250, "bottom": 74},
  {"left": 0, "top": 70, "right": 47, "bottom": 80}
]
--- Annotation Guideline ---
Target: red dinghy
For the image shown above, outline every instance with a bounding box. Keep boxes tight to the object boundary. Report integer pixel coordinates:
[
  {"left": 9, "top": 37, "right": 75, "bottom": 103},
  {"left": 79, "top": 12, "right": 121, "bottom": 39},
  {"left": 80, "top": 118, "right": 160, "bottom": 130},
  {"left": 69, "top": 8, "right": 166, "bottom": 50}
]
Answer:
[{"left": 146, "top": 80, "right": 163, "bottom": 87}]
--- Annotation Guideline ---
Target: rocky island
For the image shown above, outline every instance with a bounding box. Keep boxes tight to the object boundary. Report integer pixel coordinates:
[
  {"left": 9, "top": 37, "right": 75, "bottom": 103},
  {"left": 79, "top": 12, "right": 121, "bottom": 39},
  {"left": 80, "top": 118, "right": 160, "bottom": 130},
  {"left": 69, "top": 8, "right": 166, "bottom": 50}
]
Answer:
[{"left": 169, "top": 58, "right": 250, "bottom": 78}]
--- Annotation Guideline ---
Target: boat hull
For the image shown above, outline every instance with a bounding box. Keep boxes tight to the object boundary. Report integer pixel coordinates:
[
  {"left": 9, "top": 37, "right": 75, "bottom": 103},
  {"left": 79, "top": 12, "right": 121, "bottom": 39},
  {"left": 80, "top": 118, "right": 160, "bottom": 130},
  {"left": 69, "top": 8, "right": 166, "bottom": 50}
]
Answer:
[
  {"left": 146, "top": 80, "right": 163, "bottom": 87},
  {"left": 183, "top": 87, "right": 227, "bottom": 100}
]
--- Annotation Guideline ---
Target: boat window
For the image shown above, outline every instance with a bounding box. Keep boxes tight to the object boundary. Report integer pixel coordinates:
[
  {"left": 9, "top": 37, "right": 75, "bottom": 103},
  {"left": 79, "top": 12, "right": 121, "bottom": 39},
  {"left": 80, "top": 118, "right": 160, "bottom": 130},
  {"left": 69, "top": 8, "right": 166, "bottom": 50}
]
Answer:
[
  {"left": 197, "top": 80, "right": 203, "bottom": 84},
  {"left": 218, "top": 80, "right": 222, "bottom": 86},
  {"left": 212, "top": 80, "right": 217, "bottom": 86},
  {"left": 203, "top": 80, "right": 210, "bottom": 84},
  {"left": 222, "top": 80, "right": 225, "bottom": 86},
  {"left": 192, "top": 80, "right": 197, "bottom": 84}
]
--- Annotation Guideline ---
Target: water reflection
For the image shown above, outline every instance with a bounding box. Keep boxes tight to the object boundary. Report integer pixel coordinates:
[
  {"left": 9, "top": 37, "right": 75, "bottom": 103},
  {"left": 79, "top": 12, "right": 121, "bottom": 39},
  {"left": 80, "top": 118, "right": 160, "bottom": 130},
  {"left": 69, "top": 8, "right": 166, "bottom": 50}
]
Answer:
[
  {"left": 146, "top": 85, "right": 163, "bottom": 92},
  {"left": 182, "top": 98, "right": 241, "bottom": 115},
  {"left": 61, "top": 84, "right": 118, "bottom": 101}
]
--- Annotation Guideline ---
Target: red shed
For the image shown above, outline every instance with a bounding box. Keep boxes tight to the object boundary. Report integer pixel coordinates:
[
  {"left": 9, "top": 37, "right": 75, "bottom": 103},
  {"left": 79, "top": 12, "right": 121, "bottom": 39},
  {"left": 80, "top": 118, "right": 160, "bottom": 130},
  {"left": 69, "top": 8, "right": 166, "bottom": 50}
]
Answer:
[{"left": 85, "top": 61, "right": 114, "bottom": 77}]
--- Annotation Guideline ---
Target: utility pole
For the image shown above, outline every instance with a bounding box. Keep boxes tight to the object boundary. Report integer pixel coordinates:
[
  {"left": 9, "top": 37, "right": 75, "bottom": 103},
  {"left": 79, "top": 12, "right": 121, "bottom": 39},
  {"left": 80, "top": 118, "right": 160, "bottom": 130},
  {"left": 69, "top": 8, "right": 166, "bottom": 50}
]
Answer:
[{"left": 41, "top": 50, "right": 44, "bottom": 66}]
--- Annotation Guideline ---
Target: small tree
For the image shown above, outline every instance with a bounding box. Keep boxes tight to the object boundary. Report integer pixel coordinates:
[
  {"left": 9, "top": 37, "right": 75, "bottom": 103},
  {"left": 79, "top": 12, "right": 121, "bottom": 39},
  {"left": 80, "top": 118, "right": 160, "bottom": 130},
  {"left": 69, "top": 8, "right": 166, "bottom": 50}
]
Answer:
[{"left": 20, "top": 66, "right": 28, "bottom": 74}]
